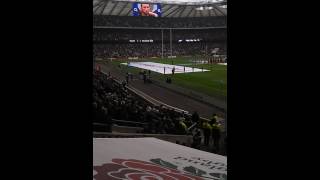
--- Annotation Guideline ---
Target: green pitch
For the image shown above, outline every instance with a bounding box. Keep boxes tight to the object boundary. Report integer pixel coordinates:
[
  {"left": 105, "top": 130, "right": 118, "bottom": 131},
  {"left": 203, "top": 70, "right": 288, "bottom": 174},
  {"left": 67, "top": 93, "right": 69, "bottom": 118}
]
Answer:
[{"left": 110, "top": 57, "right": 227, "bottom": 100}]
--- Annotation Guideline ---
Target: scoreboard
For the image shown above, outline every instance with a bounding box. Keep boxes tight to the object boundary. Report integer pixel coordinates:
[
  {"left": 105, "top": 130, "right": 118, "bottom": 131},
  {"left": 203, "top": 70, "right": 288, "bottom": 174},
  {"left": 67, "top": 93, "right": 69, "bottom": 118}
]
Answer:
[{"left": 132, "top": 3, "right": 161, "bottom": 17}]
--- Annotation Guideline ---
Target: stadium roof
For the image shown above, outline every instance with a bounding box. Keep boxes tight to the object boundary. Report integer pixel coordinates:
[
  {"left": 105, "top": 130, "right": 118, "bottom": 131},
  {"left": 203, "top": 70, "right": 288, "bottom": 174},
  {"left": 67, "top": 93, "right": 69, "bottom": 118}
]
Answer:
[{"left": 93, "top": 0, "right": 227, "bottom": 17}]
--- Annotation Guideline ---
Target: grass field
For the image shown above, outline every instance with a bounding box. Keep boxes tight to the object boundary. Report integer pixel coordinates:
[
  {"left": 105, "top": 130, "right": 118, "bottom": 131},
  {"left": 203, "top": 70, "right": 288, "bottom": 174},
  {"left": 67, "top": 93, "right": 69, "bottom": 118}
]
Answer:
[{"left": 110, "top": 57, "right": 227, "bottom": 99}]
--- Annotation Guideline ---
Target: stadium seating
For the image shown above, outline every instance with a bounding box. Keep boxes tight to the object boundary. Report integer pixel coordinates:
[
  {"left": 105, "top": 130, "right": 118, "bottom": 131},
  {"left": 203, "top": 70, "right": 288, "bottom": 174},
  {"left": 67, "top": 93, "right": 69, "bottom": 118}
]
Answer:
[
  {"left": 93, "top": 42, "right": 226, "bottom": 59},
  {"left": 93, "top": 26, "right": 226, "bottom": 58},
  {"left": 93, "top": 28, "right": 226, "bottom": 42},
  {"left": 93, "top": 15, "right": 226, "bottom": 28},
  {"left": 93, "top": 70, "right": 194, "bottom": 135}
]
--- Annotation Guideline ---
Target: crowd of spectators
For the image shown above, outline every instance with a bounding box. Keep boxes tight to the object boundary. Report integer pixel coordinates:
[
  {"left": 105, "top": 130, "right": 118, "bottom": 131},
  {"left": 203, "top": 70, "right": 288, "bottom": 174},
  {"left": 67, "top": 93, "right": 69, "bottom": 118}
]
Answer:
[
  {"left": 93, "top": 70, "right": 194, "bottom": 135},
  {"left": 93, "top": 42, "right": 226, "bottom": 59},
  {"left": 93, "top": 15, "right": 226, "bottom": 28},
  {"left": 93, "top": 28, "right": 226, "bottom": 42},
  {"left": 93, "top": 43, "right": 163, "bottom": 58},
  {"left": 92, "top": 69, "right": 225, "bottom": 154},
  {"left": 93, "top": 27, "right": 226, "bottom": 58}
]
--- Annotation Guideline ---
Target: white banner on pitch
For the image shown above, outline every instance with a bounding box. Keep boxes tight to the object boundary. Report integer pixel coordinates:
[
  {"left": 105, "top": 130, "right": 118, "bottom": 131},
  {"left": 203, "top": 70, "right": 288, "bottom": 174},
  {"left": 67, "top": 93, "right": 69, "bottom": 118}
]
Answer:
[
  {"left": 122, "top": 62, "right": 210, "bottom": 74},
  {"left": 93, "top": 138, "right": 227, "bottom": 180}
]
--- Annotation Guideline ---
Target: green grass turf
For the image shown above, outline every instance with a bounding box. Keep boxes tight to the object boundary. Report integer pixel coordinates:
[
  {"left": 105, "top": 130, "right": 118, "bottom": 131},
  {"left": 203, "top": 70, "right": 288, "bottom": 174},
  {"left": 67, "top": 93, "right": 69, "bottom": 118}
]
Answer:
[{"left": 109, "top": 57, "right": 227, "bottom": 99}]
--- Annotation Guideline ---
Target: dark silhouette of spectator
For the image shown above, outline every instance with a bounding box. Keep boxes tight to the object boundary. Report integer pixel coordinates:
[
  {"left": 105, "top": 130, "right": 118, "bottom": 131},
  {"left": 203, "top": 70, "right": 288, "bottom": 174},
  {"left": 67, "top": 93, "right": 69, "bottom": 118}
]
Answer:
[
  {"left": 166, "top": 77, "right": 172, "bottom": 84},
  {"left": 143, "top": 71, "right": 147, "bottom": 83},
  {"left": 126, "top": 72, "right": 129, "bottom": 84},
  {"left": 211, "top": 119, "right": 222, "bottom": 152},
  {"left": 210, "top": 113, "right": 218, "bottom": 126},
  {"left": 192, "top": 129, "right": 202, "bottom": 149},
  {"left": 203, "top": 121, "right": 212, "bottom": 146},
  {"left": 224, "top": 136, "right": 227, "bottom": 155},
  {"left": 192, "top": 111, "right": 200, "bottom": 124},
  {"left": 130, "top": 72, "right": 133, "bottom": 80}
]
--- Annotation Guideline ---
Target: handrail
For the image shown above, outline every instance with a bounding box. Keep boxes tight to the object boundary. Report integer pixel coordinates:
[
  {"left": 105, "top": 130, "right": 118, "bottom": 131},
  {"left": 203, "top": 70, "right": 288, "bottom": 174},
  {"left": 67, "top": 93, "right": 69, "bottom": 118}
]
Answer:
[
  {"left": 187, "top": 122, "right": 198, "bottom": 131},
  {"left": 112, "top": 119, "right": 147, "bottom": 126},
  {"left": 93, "top": 131, "right": 192, "bottom": 138},
  {"left": 93, "top": 122, "right": 109, "bottom": 126}
]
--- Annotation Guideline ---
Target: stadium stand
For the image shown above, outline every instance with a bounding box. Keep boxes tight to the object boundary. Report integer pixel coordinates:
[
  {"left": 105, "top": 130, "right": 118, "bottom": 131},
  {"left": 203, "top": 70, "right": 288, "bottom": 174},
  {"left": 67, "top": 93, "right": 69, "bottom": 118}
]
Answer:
[
  {"left": 93, "top": 70, "right": 194, "bottom": 135},
  {"left": 93, "top": 27, "right": 226, "bottom": 42},
  {"left": 93, "top": 42, "right": 226, "bottom": 59},
  {"left": 92, "top": 0, "right": 227, "bottom": 162},
  {"left": 93, "top": 15, "right": 226, "bottom": 28},
  {"left": 93, "top": 28, "right": 226, "bottom": 58}
]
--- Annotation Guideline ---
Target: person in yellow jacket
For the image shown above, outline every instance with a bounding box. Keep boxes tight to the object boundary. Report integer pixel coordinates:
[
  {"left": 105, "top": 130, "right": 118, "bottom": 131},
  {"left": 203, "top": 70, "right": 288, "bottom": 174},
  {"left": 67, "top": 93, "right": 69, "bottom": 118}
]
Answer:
[
  {"left": 211, "top": 119, "right": 221, "bottom": 153},
  {"left": 210, "top": 113, "right": 218, "bottom": 126},
  {"left": 203, "top": 121, "right": 212, "bottom": 146},
  {"left": 177, "top": 118, "right": 187, "bottom": 135}
]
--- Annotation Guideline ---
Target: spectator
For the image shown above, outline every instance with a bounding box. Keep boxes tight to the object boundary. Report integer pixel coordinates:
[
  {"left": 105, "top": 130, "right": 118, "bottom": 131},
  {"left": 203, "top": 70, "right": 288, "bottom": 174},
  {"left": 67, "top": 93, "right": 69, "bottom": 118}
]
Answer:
[
  {"left": 143, "top": 71, "right": 147, "bottom": 83},
  {"left": 202, "top": 121, "right": 212, "bottom": 146},
  {"left": 126, "top": 72, "right": 129, "bottom": 84},
  {"left": 148, "top": 70, "right": 151, "bottom": 78},
  {"left": 192, "top": 129, "right": 202, "bottom": 149},
  {"left": 192, "top": 111, "right": 200, "bottom": 124},
  {"left": 224, "top": 136, "right": 227, "bottom": 155},
  {"left": 211, "top": 119, "right": 222, "bottom": 153},
  {"left": 210, "top": 113, "right": 218, "bottom": 126},
  {"left": 130, "top": 72, "right": 133, "bottom": 80},
  {"left": 177, "top": 117, "right": 188, "bottom": 135}
]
